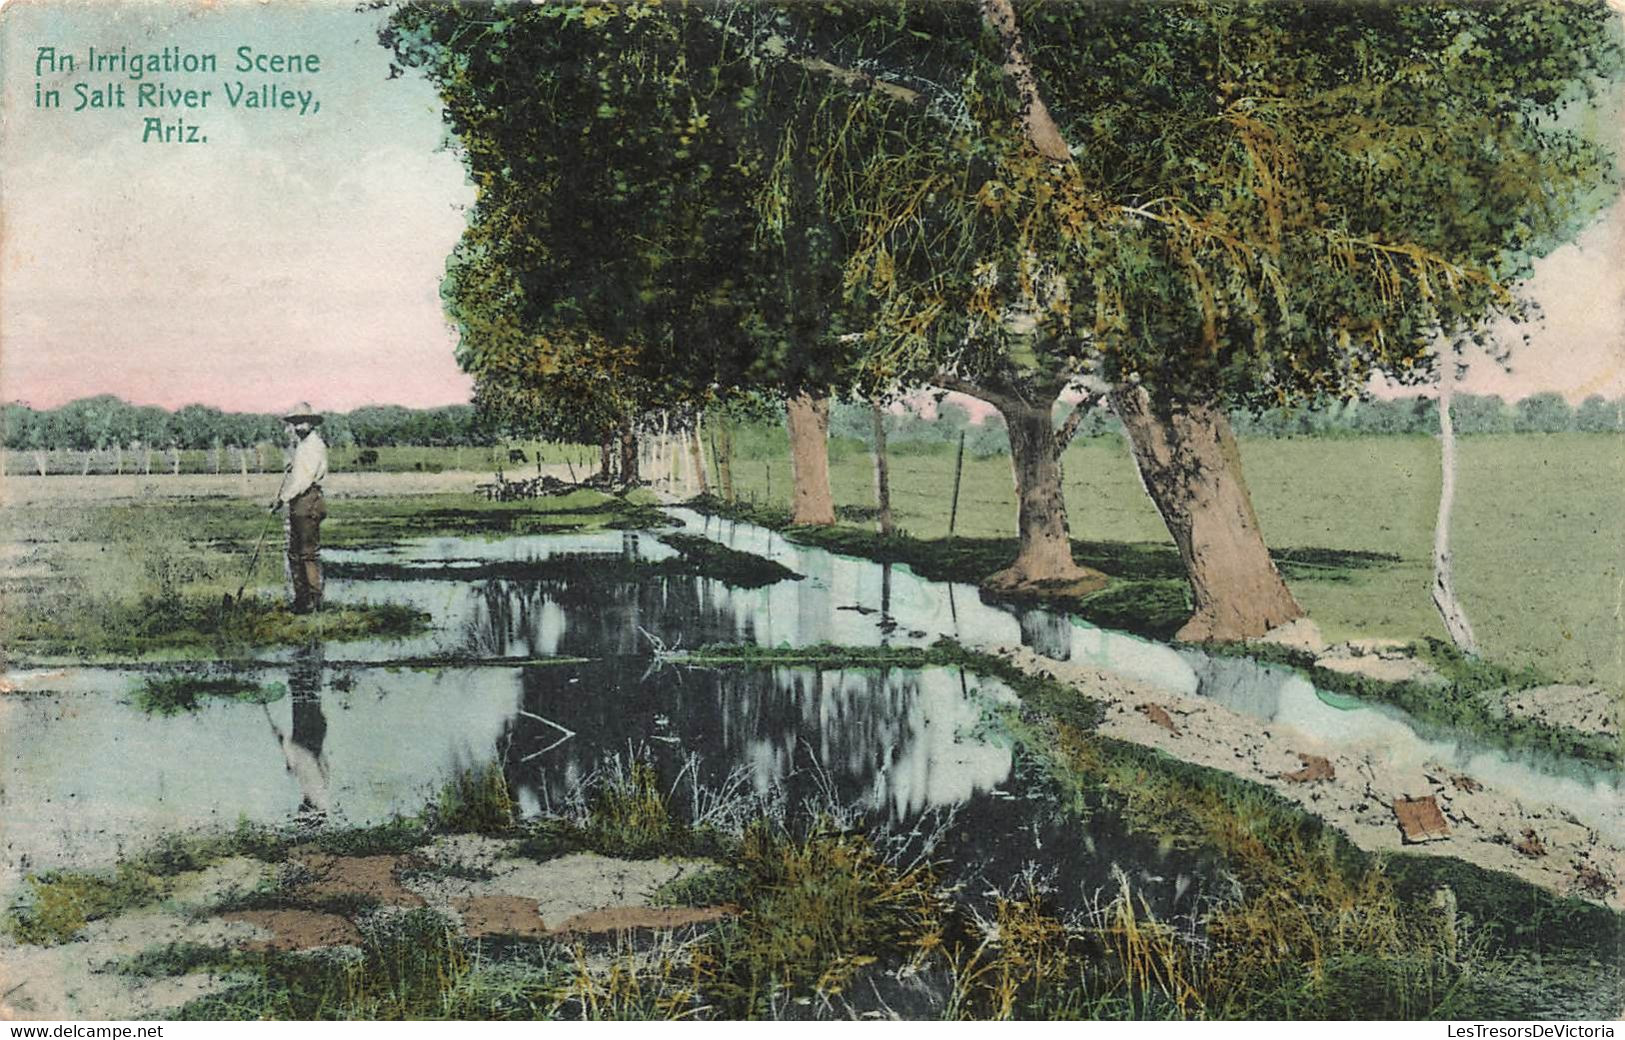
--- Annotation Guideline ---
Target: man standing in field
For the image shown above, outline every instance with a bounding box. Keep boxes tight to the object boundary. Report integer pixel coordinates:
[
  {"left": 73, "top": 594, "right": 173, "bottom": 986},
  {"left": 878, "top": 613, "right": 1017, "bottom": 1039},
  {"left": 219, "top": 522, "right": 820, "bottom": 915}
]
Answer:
[{"left": 271, "top": 403, "right": 329, "bottom": 614}]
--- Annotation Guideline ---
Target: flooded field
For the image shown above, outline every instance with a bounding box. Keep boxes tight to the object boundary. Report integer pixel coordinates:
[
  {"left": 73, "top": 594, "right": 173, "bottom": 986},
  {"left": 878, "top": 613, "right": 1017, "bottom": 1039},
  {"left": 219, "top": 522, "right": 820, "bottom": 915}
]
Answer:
[
  {"left": 5, "top": 509, "right": 1620, "bottom": 883},
  {"left": 5, "top": 504, "right": 1623, "bottom": 1021}
]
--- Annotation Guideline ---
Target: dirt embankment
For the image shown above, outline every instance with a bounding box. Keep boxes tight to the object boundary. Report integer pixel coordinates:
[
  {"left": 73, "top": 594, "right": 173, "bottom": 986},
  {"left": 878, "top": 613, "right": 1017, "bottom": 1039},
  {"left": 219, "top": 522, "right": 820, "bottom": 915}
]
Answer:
[{"left": 996, "top": 645, "right": 1624, "bottom": 912}]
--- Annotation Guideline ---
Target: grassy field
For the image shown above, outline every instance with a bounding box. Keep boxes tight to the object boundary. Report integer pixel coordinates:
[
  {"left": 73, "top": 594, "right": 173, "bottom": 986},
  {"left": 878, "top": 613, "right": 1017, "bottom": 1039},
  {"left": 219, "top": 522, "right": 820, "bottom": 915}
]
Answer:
[
  {"left": 0, "top": 440, "right": 597, "bottom": 478},
  {"left": 722, "top": 433, "right": 1624, "bottom": 692},
  {"left": 2, "top": 431, "right": 1618, "bottom": 688}
]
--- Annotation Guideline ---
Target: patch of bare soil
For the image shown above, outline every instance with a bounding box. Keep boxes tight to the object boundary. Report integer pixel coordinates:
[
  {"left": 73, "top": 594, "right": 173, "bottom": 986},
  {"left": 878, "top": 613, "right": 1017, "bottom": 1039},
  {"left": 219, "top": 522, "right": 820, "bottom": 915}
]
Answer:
[
  {"left": 1501, "top": 684, "right": 1620, "bottom": 739},
  {"left": 400, "top": 846, "right": 712, "bottom": 932},
  {"left": 219, "top": 909, "right": 363, "bottom": 953},
  {"left": 453, "top": 895, "right": 548, "bottom": 940},
  {"left": 285, "top": 851, "right": 425, "bottom": 908},
  {"left": 1001, "top": 646, "right": 1625, "bottom": 911},
  {"left": 551, "top": 906, "right": 732, "bottom": 936}
]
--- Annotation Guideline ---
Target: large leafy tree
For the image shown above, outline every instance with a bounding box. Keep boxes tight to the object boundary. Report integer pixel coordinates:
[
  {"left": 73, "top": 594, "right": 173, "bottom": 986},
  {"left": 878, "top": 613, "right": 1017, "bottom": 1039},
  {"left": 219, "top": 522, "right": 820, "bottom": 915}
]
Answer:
[
  {"left": 384, "top": 1, "right": 892, "bottom": 515},
  {"left": 821, "top": 0, "right": 1622, "bottom": 635},
  {"left": 386, "top": 0, "right": 1620, "bottom": 642}
]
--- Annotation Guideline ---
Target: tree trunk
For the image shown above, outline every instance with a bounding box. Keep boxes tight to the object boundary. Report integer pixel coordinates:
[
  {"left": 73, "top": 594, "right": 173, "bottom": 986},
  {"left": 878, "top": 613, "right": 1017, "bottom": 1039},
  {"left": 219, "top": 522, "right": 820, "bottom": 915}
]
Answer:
[
  {"left": 1110, "top": 385, "right": 1304, "bottom": 641},
  {"left": 717, "top": 418, "right": 736, "bottom": 503},
  {"left": 984, "top": 393, "right": 1107, "bottom": 593},
  {"left": 785, "top": 392, "right": 836, "bottom": 525},
  {"left": 599, "top": 436, "right": 614, "bottom": 480},
  {"left": 688, "top": 420, "right": 710, "bottom": 496},
  {"left": 619, "top": 427, "right": 639, "bottom": 486},
  {"left": 1432, "top": 356, "right": 1479, "bottom": 653},
  {"left": 871, "top": 402, "right": 893, "bottom": 536},
  {"left": 33, "top": 451, "right": 47, "bottom": 477}
]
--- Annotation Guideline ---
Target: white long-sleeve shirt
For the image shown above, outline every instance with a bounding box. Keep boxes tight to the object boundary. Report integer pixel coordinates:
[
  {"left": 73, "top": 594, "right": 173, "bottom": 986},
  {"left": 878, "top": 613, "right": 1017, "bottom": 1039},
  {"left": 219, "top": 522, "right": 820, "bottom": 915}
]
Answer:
[{"left": 280, "top": 431, "right": 329, "bottom": 502}]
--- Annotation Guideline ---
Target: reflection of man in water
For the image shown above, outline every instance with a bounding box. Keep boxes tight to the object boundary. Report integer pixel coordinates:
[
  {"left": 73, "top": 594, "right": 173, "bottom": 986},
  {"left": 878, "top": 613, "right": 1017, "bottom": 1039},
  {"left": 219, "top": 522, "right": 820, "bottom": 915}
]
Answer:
[{"left": 265, "top": 644, "right": 332, "bottom": 817}]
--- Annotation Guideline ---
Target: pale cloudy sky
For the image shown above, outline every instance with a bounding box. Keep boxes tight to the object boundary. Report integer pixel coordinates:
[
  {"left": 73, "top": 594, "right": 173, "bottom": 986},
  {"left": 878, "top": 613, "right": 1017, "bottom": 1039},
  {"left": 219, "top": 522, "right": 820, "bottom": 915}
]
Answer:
[{"left": 1, "top": 0, "right": 1621, "bottom": 414}]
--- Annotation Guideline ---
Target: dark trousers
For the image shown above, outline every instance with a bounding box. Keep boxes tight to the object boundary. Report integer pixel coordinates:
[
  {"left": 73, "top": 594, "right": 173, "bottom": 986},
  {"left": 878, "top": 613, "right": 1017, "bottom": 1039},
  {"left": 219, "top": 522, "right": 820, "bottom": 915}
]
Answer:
[{"left": 287, "top": 486, "right": 327, "bottom": 613}]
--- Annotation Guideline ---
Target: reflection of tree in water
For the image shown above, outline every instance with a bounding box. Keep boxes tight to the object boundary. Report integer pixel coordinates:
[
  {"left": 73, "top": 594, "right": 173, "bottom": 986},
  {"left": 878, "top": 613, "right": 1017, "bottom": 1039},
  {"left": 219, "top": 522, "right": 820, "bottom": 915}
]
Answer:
[
  {"left": 1183, "top": 653, "right": 1287, "bottom": 720},
  {"left": 459, "top": 572, "right": 759, "bottom": 659},
  {"left": 1015, "top": 608, "right": 1074, "bottom": 661},
  {"left": 265, "top": 642, "right": 332, "bottom": 817},
  {"left": 503, "top": 661, "right": 1013, "bottom": 825}
]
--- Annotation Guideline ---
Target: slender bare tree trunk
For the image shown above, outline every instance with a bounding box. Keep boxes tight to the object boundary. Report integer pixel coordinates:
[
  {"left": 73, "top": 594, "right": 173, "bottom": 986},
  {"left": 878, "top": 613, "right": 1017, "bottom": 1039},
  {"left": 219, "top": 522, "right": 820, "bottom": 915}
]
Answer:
[
  {"left": 716, "top": 417, "right": 736, "bottom": 503},
  {"left": 33, "top": 451, "right": 47, "bottom": 477},
  {"left": 599, "top": 436, "right": 614, "bottom": 480},
  {"left": 114, "top": 442, "right": 123, "bottom": 475},
  {"left": 1432, "top": 354, "right": 1479, "bottom": 653},
  {"left": 1111, "top": 385, "right": 1304, "bottom": 640},
  {"left": 785, "top": 392, "right": 836, "bottom": 525},
  {"left": 660, "top": 413, "right": 674, "bottom": 491},
  {"left": 871, "top": 402, "right": 893, "bottom": 536},
  {"left": 688, "top": 419, "right": 710, "bottom": 496}
]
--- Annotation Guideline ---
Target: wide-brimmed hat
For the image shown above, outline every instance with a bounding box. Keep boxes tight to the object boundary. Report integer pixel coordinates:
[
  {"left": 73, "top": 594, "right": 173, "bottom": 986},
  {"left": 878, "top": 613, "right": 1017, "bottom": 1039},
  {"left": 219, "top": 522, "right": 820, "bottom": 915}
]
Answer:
[{"left": 281, "top": 402, "right": 324, "bottom": 425}]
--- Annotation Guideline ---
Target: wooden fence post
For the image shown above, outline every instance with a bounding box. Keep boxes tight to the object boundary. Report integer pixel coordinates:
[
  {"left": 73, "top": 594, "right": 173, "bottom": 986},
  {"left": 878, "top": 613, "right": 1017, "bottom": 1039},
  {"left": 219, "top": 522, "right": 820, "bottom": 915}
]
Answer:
[{"left": 948, "top": 430, "right": 966, "bottom": 538}]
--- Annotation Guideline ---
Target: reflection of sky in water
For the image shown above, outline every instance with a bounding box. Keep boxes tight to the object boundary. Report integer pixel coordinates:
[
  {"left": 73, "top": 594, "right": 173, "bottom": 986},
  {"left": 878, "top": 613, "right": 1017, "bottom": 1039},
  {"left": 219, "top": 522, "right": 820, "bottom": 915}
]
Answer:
[
  {"left": 0, "top": 658, "right": 1023, "bottom": 886},
  {"left": 505, "top": 663, "right": 1019, "bottom": 826}
]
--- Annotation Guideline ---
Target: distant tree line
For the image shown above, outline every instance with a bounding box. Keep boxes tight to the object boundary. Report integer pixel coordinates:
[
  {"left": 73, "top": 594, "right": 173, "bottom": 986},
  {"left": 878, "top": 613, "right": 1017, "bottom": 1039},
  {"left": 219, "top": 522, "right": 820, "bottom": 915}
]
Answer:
[
  {"left": 1, "top": 396, "right": 491, "bottom": 452},
  {"left": 818, "top": 392, "right": 1624, "bottom": 457},
  {"left": 1226, "top": 392, "right": 1625, "bottom": 437}
]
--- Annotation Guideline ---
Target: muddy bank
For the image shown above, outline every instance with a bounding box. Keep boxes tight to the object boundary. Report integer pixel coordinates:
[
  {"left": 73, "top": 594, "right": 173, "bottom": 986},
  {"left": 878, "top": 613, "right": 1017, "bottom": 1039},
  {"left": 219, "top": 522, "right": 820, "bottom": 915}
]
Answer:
[{"left": 997, "top": 645, "right": 1624, "bottom": 911}]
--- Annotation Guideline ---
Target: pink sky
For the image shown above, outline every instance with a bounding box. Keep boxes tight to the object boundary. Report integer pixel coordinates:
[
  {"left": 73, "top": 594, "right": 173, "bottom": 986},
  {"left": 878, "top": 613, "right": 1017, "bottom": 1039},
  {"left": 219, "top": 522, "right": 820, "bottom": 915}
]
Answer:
[
  {"left": 1, "top": 2, "right": 1621, "bottom": 414},
  {"left": 0, "top": 1, "right": 477, "bottom": 414}
]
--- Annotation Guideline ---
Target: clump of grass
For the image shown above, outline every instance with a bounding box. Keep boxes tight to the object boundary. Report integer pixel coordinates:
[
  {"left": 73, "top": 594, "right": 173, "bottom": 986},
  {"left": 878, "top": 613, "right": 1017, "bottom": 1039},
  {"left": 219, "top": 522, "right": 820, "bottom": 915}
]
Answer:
[
  {"left": 583, "top": 760, "right": 681, "bottom": 859},
  {"left": 306, "top": 818, "right": 429, "bottom": 858},
  {"left": 694, "top": 822, "right": 947, "bottom": 1014},
  {"left": 559, "top": 942, "right": 703, "bottom": 1021},
  {"left": 652, "top": 533, "right": 801, "bottom": 588},
  {"left": 141, "top": 818, "right": 290, "bottom": 874},
  {"left": 134, "top": 673, "right": 287, "bottom": 715},
  {"left": 430, "top": 761, "right": 517, "bottom": 836},
  {"left": 4, "top": 864, "right": 167, "bottom": 945},
  {"left": 14, "top": 595, "right": 430, "bottom": 660},
  {"left": 174, "top": 908, "right": 513, "bottom": 1020},
  {"left": 946, "top": 878, "right": 1087, "bottom": 1020}
]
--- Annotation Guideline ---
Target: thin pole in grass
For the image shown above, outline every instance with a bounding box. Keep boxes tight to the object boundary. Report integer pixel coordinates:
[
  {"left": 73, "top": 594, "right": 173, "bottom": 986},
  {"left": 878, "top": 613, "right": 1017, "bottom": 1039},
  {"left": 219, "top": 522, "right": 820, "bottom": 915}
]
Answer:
[{"left": 948, "top": 430, "right": 966, "bottom": 539}]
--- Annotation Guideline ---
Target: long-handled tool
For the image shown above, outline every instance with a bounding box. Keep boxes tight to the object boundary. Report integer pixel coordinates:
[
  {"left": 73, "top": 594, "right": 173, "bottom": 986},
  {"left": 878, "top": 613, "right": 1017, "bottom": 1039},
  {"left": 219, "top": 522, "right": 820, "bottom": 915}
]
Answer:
[
  {"left": 222, "top": 468, "right": 291, "bottom": 614},
  {"left": 227, "top": 510, "right": 278, "bottom": 607}
]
